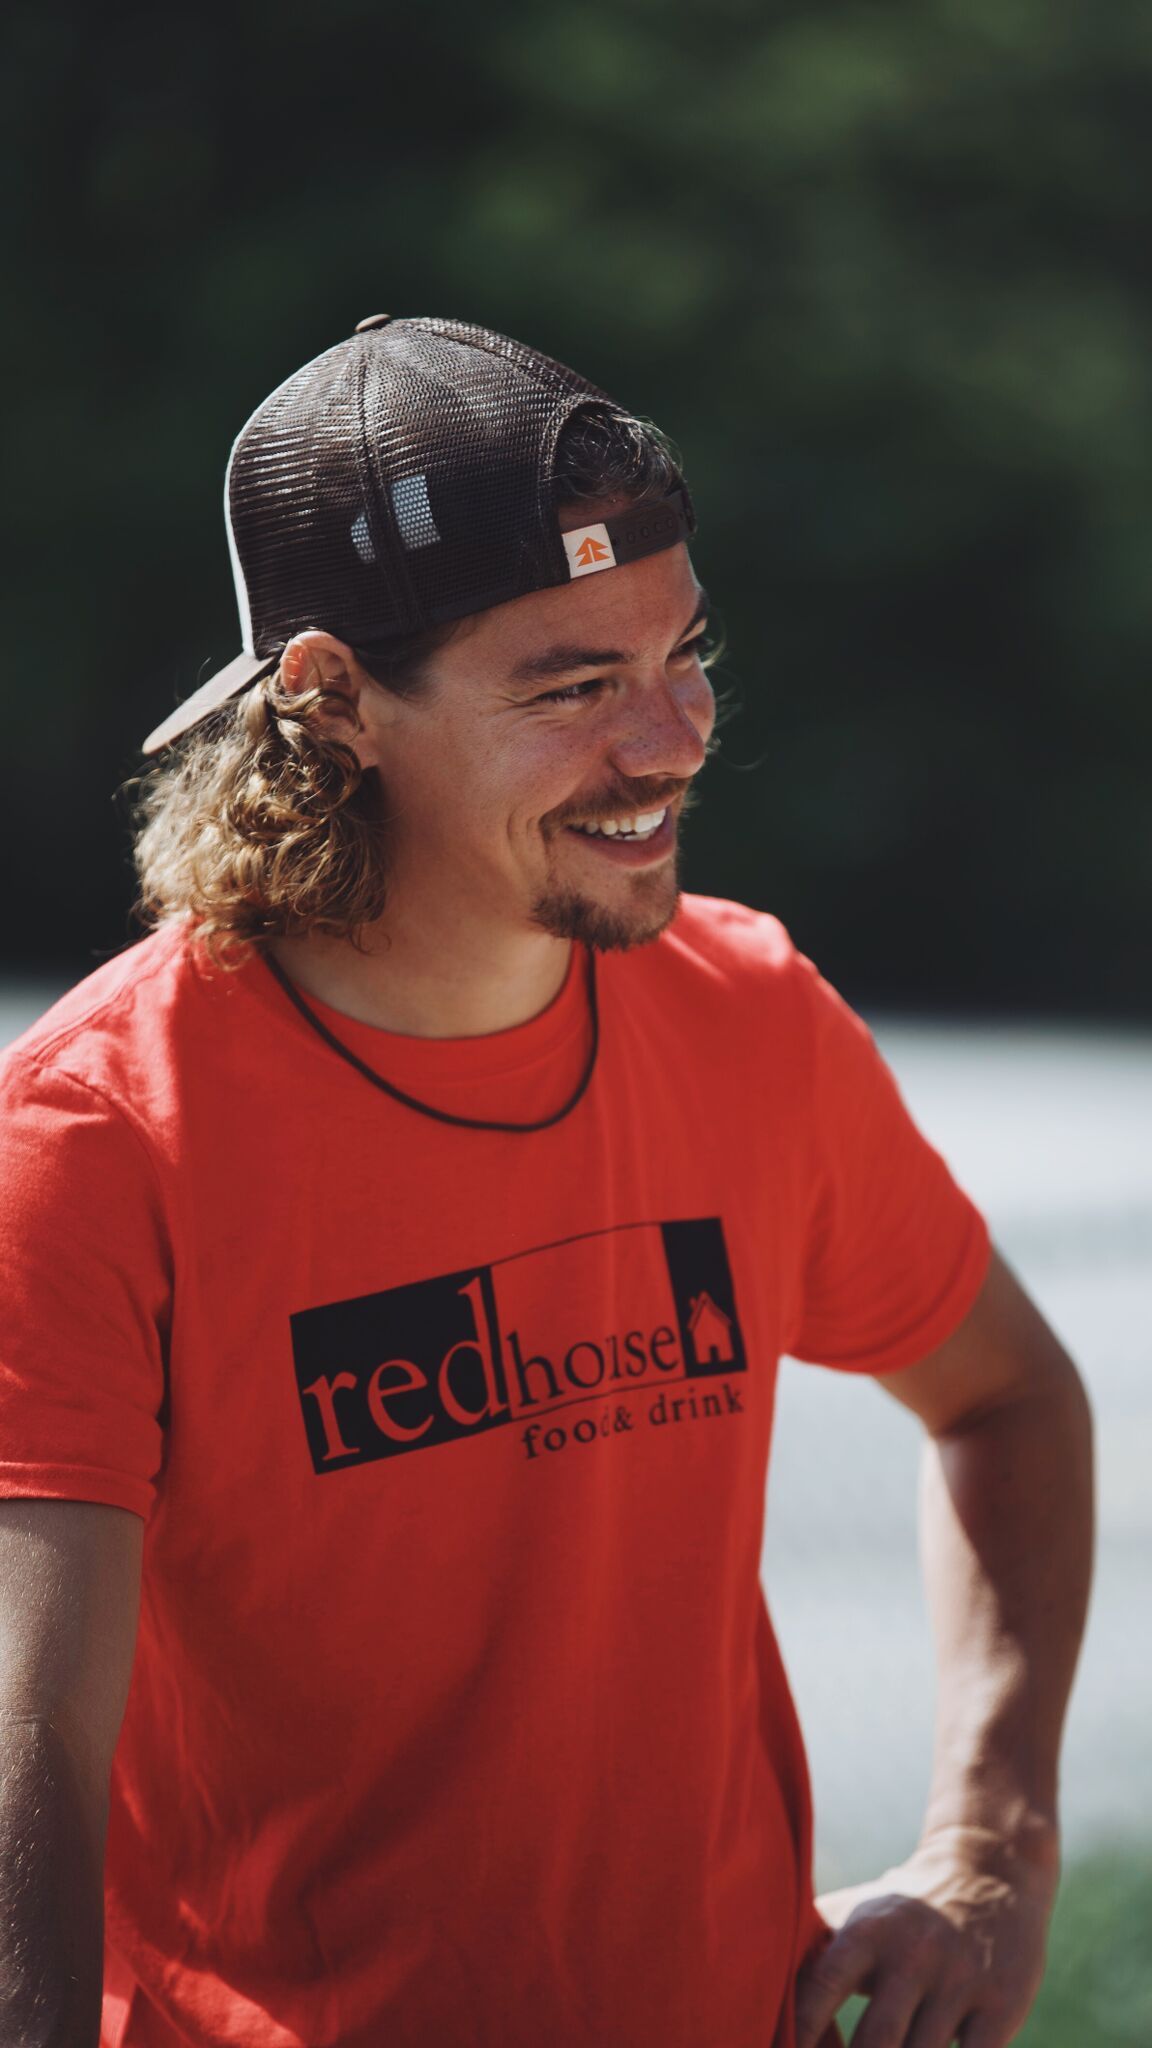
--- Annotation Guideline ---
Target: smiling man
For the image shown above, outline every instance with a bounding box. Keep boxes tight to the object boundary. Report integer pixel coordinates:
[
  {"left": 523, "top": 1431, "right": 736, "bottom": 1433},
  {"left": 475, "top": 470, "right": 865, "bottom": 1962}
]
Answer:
[{"left": 0, "top": 317, "right": 1092, "bottom": 2048}]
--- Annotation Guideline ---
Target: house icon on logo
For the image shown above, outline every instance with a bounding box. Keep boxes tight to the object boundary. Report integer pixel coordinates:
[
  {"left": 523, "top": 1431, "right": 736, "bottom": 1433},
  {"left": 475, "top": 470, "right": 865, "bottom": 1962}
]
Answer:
[{"left": 687, "top": 1291, "right": 734, "bottom": 1366}]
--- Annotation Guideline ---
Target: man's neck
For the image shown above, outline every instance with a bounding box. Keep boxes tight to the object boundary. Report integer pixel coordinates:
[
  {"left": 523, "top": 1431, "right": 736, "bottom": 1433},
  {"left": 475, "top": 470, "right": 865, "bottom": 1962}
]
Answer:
[{"left": 268, "top": 914, "right": 574, "bottom": 1039}]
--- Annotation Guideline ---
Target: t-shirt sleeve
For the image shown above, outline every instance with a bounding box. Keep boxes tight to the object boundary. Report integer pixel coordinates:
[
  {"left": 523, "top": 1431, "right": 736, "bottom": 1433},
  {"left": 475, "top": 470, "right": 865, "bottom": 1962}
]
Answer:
[
  {"left": 787, "top": 955, "right": 991, "bottom": 1374},
  {"left": 0, "top": 1055, "right": 170, "bottom": 1519}
]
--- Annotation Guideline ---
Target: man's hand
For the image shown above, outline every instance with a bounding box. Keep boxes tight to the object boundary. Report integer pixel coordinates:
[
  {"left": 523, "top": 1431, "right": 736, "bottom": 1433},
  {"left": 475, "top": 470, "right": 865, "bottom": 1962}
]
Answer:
[{"left": 795, "top": 1823, "right": 1058, "bottom": 2048}]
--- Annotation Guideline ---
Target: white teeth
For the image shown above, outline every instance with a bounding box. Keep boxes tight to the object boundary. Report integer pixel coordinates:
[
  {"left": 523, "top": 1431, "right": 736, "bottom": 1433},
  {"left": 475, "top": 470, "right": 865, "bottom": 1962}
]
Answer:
[{"left": 575, "top": 807, "right": 668, "bottom": 841}]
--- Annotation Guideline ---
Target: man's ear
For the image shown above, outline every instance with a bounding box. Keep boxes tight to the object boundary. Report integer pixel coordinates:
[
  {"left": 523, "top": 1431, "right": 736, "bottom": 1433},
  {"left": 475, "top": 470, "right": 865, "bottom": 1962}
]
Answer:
[{"left": 276, "top": 631, "right": 384, "bottom": 767}]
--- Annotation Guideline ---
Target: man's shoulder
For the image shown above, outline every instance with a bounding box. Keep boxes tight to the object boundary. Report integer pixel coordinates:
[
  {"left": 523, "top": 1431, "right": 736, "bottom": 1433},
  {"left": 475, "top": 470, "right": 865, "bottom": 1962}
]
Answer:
[
  {"left": 0, "top": 922, "right": 212, "bottom": 1108},
  {"left": 605, "top": 894, "right": 821, "bottom": 1054},
  {"left": 660, "top": 893, "right": 800, "bottom": 976},
  {"left": 654, "top": 894, "right": 877, "bottom": 1053}
]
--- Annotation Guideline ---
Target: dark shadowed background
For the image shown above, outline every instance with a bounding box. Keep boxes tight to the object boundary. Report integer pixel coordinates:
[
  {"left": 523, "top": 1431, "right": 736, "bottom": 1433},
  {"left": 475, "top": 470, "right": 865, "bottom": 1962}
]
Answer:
[{"left": 4, "top": 0, "right": 1151, "bottom": 1011}]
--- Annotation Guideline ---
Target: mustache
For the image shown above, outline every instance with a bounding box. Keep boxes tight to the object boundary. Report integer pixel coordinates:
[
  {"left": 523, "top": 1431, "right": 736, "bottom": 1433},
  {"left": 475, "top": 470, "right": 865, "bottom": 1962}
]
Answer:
[{"left": 545, "top": 775, "right": 697, "bottom": 832}]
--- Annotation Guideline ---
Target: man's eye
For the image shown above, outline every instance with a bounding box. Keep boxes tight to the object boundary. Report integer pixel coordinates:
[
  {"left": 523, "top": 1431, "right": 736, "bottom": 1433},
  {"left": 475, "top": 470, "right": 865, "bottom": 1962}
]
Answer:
[
  {"left": 534, "top": 635, "right": 710, "bottom": 705},
  {"left": 676, "top": 632, "right": 712, "bottom": 664},
  {"left": 537, "top": 678, "right": 607, "bottom": 706}
]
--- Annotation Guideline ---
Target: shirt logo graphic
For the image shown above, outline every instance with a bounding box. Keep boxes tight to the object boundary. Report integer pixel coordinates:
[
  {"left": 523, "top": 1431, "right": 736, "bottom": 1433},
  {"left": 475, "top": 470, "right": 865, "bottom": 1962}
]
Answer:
[{"left": 290, "top": 1217, "right": 746, "bottom": 1474}]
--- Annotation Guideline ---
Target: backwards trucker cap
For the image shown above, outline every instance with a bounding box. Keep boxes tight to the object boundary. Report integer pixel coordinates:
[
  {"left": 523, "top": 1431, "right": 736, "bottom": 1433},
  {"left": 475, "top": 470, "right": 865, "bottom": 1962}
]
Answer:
[{"left": 142, "top": 314, "right": 696, "bottom": 754}]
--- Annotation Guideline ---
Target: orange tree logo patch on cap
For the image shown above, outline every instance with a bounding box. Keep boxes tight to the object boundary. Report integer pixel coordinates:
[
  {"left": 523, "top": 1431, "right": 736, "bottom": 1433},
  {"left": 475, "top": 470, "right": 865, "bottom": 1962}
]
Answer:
[{"left": 563, "top": 523, "right": 617, "bottom": 578}]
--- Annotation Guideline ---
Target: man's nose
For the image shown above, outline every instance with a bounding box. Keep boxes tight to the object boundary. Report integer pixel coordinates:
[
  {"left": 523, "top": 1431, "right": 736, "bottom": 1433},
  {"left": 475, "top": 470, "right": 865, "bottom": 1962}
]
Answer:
[{"left": 606, "top": 677, "right": 713, "bottom": 783}]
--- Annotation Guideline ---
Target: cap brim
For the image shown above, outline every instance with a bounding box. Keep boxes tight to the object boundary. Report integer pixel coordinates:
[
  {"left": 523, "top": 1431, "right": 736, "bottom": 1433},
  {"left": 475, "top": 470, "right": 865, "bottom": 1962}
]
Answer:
[{"left": 141, "top": 651, "right": 279, "bottom": 755}]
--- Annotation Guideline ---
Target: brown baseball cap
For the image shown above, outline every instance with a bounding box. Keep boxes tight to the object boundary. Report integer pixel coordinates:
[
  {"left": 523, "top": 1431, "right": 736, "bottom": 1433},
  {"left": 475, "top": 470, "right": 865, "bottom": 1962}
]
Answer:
[{"left": 143, "top": 315, "right": 694, "bottom": 753}]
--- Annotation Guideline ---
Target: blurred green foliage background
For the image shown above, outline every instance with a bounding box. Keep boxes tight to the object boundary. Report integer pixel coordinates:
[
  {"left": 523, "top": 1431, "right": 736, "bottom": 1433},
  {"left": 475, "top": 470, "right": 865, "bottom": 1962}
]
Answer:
[{"left": 4, "top": 0, "right": 1151, "bottom": 1008}]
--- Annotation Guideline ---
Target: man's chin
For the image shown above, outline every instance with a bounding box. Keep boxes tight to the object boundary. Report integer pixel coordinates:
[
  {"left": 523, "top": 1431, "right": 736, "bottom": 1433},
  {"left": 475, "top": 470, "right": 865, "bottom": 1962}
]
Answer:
[{"left": 530, "top": 874, "right": 681, "bottom": 952}]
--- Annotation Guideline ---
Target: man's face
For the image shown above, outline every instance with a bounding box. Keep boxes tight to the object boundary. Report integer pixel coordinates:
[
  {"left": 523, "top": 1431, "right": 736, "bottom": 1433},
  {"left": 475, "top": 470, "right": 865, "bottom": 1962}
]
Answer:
[{"left": 354, "top": 521, "right": 714, "bottom": 953}]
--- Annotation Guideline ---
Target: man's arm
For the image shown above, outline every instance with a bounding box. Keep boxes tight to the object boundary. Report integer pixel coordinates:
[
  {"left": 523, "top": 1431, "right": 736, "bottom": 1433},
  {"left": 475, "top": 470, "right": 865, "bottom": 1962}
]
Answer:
[
  {"left": 795, "top": 1249, "right": 1094, "bottom": 2048},
  {"left": 0, "top": 1500, "right": 142, "bottom": 2048}
]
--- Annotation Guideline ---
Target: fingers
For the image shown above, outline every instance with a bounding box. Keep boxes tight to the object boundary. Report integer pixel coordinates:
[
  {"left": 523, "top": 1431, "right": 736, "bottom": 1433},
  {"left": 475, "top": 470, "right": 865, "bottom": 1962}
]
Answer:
[
  {"left": 794, "top": 1927, "right": 874, "bottom": 2048},
  {"left": 797, "top": 1965, "right": 1011, "bottom": 2048},
  {"left": 845, "top": 1971, "right": 923, "bottom": 2048},
  {"left": 855, "top": 1993, "right": 1012, "bottom": 2048},
  {"left": 818, "top": 1989, "right": 1003, "bottom": 2048},
  {"left": 905, "top": 1994, "right": 970, "bottom": 2048},
  {"left": 795, "top": 1946, "right": 983, "bottom": 2048},
  {"left": 958, "top": 2015, "right": 1014, "bottom": 2048},
  {"left": 795, "top": 1895, "right": 1023, "bottom": 2048}
]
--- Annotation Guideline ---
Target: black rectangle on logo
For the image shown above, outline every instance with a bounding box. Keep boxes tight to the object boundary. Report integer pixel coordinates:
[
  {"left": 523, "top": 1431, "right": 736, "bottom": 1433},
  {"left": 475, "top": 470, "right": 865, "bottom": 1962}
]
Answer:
[{"left": 661, "top": 1218, "right": 747, "bottom": 1380}]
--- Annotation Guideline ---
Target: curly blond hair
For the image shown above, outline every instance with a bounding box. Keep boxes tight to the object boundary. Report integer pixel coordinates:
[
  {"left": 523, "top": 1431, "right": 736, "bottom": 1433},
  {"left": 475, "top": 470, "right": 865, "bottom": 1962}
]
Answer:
[{"left": 131, "top": 669, "right": 402, "bottom": 964}]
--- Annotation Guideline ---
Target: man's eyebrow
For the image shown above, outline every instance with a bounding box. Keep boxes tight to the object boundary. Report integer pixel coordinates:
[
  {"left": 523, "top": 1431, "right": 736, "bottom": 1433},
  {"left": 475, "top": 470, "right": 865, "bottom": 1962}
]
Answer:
[{"left": 507, "top": 591, "right": 711, "bottom": 687}]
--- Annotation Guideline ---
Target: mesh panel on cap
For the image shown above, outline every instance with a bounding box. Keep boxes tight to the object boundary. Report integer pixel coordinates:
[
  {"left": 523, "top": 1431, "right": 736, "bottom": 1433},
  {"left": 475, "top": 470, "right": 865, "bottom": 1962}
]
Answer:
[
  {"left": 226, "top": 318, "right": 618, "bottom": 655},
  {"left": 227, "top": 340, "right": 407, "bottom": 654}
]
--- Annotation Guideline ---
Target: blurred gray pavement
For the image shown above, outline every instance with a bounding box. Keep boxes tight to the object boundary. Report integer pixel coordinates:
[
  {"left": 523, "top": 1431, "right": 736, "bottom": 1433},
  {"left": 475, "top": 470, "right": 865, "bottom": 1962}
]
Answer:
[{"left": 769, "top": 1020, "right": 1151, "bottom": 1885}]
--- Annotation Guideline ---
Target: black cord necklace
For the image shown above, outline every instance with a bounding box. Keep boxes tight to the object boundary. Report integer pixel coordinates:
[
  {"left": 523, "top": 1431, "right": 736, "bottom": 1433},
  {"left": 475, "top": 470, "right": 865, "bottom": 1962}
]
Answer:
[{"left": 262, "top": 947, "right": 599, "bottom": 1134}]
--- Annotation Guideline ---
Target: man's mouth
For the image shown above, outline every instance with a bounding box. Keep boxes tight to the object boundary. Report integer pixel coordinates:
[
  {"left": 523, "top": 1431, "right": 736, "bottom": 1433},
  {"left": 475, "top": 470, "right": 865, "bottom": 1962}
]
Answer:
[
  {"left": 568, "top": 806, "right": 667, "bottom": 843},
  {"left": 559, "top": 805, "right": 677, "bottom": 867}
]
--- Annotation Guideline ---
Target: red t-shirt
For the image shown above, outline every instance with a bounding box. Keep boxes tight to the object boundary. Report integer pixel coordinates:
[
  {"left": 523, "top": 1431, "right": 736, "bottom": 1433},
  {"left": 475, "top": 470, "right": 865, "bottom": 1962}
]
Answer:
[{"left": 0, "top": 897, "right": 989, "bottom": 2048}]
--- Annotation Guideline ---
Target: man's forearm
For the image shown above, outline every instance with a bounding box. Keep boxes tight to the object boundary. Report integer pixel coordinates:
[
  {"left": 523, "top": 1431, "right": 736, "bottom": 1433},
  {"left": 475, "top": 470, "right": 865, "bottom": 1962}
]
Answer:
[
  {"left": 796, "top": 1265, "right": 1095, "bottom": 2048},
  {"left": 919, "top": 1353, "right": 1094, "bottom": 1867},
  {"left": 0, "top": 1719, "right": 105, "bottom": 2048}
]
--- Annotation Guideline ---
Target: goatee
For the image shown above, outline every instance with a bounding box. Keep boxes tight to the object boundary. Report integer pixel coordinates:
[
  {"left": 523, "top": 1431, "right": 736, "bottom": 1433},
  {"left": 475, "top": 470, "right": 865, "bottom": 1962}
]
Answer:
[{"left": 530, "top": 873, "right": 681, "bottom": 953}]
